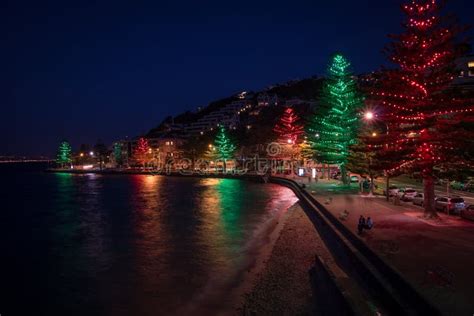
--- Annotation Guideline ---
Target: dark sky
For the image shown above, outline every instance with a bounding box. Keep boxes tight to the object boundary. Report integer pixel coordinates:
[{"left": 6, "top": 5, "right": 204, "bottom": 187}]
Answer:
[{"left": 2, "top": 0, "right": 473, "bottom": 156}]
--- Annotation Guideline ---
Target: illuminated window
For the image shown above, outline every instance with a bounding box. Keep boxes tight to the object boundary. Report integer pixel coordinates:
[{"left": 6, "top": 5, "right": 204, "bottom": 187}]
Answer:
[
  {"left": 468, "top": 61, "right": 474, "bottom": 68},
  {"left": 170, "top": 141, "right": 174, "bottom": 145},
  {"left": 165, "top": 141, "right": 170, "bottom": 145}
]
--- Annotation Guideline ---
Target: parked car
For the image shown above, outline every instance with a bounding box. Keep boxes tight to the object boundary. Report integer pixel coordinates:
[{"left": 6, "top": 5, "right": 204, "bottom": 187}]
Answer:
[
  {"left": 460, "top": 205, "right": 474, "bottom": 221},
  {"left": 383, "top": 185, "right": 399, "bottom": 197},
  {"left": 350, "top": 175, "right": 359, "bottom": 183},
  {"left": 401, "top": 189, "right": 417, "bottom": 201},
  {"left": 435, "top": 196, "right": 466, "bottom": 214},
  {"left": 412, "top": 193, "right": 424, "bottom": 206},
  {"left": 394, "top": 187, "right": 415, "bottom": 198}
]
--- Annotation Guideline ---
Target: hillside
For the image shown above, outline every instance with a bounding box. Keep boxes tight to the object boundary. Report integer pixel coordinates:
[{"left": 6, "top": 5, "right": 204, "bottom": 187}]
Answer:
[{"left": 146, "top": 76, "right": 324, "bottom": 138}]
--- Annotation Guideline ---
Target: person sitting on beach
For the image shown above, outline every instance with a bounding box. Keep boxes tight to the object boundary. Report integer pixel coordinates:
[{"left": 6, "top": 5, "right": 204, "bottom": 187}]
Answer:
[
  {"left": 358, "top": 216, "right": 366, "bottom": 234},
  {"left": 365, "top": 217, "right": 373, "bottom": 230}
]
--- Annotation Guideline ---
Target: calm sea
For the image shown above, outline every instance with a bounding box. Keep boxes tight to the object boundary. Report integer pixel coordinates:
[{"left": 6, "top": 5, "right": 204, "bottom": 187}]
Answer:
[{"left": 0, "top": 163, "right": 296, "bottom": 315}]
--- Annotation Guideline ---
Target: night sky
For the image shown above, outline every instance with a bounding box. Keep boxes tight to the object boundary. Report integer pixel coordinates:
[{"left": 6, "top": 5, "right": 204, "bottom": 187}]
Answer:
[{"left": 2, "top": 0, "right": 473, "bottom": 156}]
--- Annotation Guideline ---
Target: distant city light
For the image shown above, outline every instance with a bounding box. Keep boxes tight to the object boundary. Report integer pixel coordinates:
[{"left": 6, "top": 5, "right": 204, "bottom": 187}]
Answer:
[{"left": 89, "top": 151, "right": 94, "bottom": 156}]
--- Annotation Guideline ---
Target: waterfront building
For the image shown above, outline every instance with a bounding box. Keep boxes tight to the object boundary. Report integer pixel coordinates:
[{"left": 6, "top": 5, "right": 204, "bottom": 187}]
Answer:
[
  {"left": 453, "top": 54, "right": 474, "bottom": 91},
  {"left": 117, "top": 136, "right": 184, "bottom": 168}
]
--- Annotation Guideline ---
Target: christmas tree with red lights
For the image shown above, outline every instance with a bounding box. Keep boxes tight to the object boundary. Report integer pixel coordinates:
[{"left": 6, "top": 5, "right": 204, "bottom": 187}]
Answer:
[
  {"left": 368, "top": 0, "right": 474, "bottom": 217},
  {"left": 273, "top": 107, "right": 304, "bottom": 145},
  {"left": 133, "top": 137, "right": 150, "bottom": 166}
]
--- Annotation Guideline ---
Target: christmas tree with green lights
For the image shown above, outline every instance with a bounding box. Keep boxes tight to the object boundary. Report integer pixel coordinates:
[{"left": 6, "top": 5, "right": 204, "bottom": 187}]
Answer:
[
  {"left": 214, "top": 125, "right": 236, "bottom": 172},
  {"left": 113, "top": 142, "right": 123, "bottom": 167},
  {"left": 56, "top": 140, "right": 72, "bottom": 168},
  {"left": 308, "top": 54, "right": 364, "bottom": 184}
]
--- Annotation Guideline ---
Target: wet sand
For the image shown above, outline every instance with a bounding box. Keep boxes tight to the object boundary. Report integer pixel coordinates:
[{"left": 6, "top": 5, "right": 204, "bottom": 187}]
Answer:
[{"left": 237, "top": 203, "right": 327, "bottom": 315}]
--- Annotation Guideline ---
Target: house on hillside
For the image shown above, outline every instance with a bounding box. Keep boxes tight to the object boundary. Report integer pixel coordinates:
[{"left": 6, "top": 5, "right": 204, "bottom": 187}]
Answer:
[{"left": 454, "top": 54, "right": 474, "bottom": 90}]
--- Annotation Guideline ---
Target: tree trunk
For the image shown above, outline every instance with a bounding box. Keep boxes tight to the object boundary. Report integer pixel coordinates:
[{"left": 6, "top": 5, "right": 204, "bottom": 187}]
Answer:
[
  {"left": 386, "top": 176, "right": 390, "bottom": 201},
  {"left": 327, "top": 164, "right": 331, "bottom": 180},
  {"left": 370, "top": 173, "right": 374, "bottom": 195},
  {"left": 423, "top": 174, "right": 437, "bottom": 218},
  {"left": 340, "top": 164, "right": 348, "bottom": 185}
]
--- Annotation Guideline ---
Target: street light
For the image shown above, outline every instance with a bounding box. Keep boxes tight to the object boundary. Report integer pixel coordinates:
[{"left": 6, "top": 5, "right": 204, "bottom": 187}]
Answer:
[
  {"left": 364, "top": 110, "right": 392, "bottom": 200},
  {"left": 364, "top": 111, "right": 374, "bottom": 120},
  {"left": 89, "top": 151, "right": 94, "bottom": 156}
]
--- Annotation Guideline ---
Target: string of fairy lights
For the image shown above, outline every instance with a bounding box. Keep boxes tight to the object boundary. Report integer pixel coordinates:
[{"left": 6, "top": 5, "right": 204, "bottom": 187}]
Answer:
[
  {"left": 308, "top": 54, "right": 364, "bottom": 166},
  {"left": 367, "top": 0, "right": 474, "bottom": 177}
]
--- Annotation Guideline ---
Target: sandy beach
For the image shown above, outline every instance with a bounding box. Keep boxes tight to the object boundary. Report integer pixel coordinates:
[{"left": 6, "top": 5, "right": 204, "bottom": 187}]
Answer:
[{"left": 237, "top": 202, "right": 331, "bottom": 315}]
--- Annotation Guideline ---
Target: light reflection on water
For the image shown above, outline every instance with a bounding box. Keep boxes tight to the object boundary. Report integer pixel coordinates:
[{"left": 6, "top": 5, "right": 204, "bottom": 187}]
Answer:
[{"left": 1, "top": 173, "right": 296, "bottom": 315}]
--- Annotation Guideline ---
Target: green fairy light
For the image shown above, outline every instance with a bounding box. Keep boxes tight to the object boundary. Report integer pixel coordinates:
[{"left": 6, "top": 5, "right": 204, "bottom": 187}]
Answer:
[
  {"left": 214, "top": 125, "right": 236, "bottom": 160},
  {"left": 308, "top": 54, "right": 364, "bottom": 181},
  {"left": 56, "top": 140, "right": 72, "bottom": 167}
]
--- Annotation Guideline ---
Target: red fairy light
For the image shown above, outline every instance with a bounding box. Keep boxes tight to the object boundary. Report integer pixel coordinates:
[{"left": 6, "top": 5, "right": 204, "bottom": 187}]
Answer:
[{"left": 366, "top": 0, "right": 474, "bottom": 179}]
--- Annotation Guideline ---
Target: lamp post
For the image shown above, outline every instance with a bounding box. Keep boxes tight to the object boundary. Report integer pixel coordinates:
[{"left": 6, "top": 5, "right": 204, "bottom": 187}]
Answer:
[{"left": 364, "top": 110, "right": 392, "bottom": 200}]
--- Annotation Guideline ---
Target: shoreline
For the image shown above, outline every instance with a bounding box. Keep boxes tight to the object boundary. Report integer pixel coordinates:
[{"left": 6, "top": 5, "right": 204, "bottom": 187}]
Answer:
[
  {"left": 238, "top": 202, "right": 324, "bottom": 315},
  {"left": 228, "top": 202, "right": 299, "bottom": 315},
  {"left": 174, "top": 199, "right": 299, "bottom": 316}
]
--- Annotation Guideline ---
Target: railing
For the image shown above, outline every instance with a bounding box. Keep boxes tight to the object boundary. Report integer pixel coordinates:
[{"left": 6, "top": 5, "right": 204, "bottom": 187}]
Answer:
[{"left": 270, "top": 176, "right": 441, "bottom": 316}]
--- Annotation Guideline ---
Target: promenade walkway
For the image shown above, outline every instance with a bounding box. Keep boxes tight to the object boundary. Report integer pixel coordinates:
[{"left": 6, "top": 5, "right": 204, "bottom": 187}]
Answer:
[{"left": 297, "top": 179, "right": 474, "bottom": 315}]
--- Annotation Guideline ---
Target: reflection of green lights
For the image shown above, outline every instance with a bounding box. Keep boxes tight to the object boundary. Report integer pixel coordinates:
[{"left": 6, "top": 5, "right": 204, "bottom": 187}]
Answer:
[
  {"left": 55, "top": 172, "right": 73, "bottom": 184},
  {"left": 215, "top": 179, "right": 244, "bottom": 242},
  {"left": 53, "top": 172, "right": 79, "bottom": 241}
]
